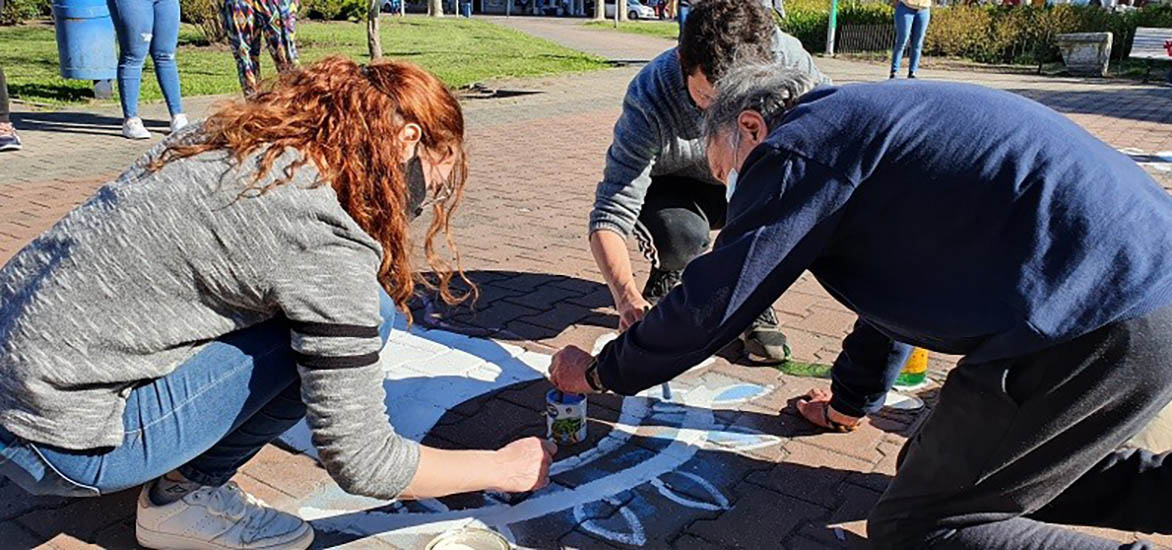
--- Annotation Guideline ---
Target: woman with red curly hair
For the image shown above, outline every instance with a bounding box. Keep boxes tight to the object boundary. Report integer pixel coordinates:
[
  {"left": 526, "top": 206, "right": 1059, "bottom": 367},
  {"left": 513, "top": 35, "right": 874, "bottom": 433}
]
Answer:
[{"left": 0, "top": 56, "right": 554, "bottom": 550}]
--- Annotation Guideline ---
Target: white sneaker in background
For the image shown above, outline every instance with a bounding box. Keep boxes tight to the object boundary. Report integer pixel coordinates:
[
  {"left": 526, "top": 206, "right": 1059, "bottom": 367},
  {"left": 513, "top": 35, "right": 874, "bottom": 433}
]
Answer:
[
  {"left": 122, "top": 117, "right": 152, "bottom": 140},
  {"left": 135, "top": 481, "right": 314, "bottom": 550},
  {"left": 171, "top": 113, "right": 190, "bottom": 133}
]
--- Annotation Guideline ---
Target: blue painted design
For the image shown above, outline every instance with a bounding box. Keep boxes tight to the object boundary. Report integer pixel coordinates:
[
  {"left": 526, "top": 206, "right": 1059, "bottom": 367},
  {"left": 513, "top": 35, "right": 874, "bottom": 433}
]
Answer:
[
  {"left": 712, "top": 384, "right": 768, "bottom": 405},
  {"left": 706, "top": 430, "right": 776, "bottom": 450}
]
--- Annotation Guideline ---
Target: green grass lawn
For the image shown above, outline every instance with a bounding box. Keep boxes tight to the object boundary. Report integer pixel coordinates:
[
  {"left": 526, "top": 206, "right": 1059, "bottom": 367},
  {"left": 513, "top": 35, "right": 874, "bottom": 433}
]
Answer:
[
  {"left": 583, "top": 19, "right": 678, "bottom": 40},
  {"left": 0, "top": 17, "right": 609, "bottom": 106}
]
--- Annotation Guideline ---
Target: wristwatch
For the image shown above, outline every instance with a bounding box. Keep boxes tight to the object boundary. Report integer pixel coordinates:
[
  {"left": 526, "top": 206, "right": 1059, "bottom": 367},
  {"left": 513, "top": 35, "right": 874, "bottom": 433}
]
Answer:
[{"left": 584, "top": 357, "right": 608, "bottom": 393}]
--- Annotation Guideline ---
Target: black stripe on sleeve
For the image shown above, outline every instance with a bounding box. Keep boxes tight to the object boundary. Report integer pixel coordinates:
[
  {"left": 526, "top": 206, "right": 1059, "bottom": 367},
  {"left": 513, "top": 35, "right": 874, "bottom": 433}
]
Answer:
[
  {"left": 294, "top": 351, "right": 381, "bottom": 369},
  {"left": 290, "top": 321, "right": 380, "bottom": 338}
]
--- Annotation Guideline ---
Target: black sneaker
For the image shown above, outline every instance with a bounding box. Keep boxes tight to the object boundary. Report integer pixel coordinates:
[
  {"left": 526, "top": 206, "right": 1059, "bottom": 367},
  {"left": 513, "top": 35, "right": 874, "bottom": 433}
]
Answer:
[
  {"left": 642, "top": 267, "right": 683, "bottom": 305},
  {"left": 0, "top": 123, "right": 21, "bottom": 152},
  {"left": 908, "top": 72, "right": 917, "bottom": 79},
  {"left": 742, "top": 307, "right": 791, "bottom": 363},
  {"left": 889, "top": 70, "right": 897, "bottom": 79}
]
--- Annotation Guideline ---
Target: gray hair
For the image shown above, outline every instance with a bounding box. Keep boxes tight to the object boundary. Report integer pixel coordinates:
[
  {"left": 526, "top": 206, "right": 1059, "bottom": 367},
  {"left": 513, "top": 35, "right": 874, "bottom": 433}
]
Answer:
[{"left": 702, "top": 62, "right": 818, "bottom": 144}]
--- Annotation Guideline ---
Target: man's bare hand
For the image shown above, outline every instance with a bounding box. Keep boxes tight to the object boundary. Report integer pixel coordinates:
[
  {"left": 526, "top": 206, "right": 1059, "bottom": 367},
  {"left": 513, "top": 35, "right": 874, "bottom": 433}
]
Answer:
[
  {"left": 616, "top": 294, "right": 651, "bottom": 332},
  {"left": 549, "top": 345, "right": 597, "bottom": 394}
]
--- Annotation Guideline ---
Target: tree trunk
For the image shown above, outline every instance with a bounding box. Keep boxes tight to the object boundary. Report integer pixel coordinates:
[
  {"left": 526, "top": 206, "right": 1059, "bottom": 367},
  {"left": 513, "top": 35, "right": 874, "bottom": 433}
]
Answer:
[
  {"left": 428, "top": 0, "right": 444, "bottom": 16},
  {"left": 367, "top": 0, "right": 382, "bottom": 59},
  {"left": 592, "top": 0, "right": 603, "bottom": 18},
  {"left": 618, "top": 0, "right": 627, "bottom": 20}
]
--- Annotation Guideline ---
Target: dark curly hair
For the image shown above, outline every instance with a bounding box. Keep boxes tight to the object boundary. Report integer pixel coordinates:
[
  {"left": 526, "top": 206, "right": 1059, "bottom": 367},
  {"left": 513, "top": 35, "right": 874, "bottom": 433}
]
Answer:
[{"left": 679, "top": 0, "right": 776, "bottom": 81}]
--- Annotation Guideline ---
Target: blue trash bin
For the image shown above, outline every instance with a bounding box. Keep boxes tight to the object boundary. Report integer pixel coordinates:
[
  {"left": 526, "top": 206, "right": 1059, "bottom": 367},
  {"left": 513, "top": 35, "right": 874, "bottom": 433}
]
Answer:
[{"left": 52, "top": 0, "right": 118, "bottom": 81}]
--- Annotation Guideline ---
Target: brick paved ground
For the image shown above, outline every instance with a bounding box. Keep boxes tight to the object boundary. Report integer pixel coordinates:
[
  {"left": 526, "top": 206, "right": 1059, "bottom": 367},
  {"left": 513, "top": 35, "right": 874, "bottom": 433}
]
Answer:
[{"left": 1, "top": 16, "right": 1171, "bottom": 549}]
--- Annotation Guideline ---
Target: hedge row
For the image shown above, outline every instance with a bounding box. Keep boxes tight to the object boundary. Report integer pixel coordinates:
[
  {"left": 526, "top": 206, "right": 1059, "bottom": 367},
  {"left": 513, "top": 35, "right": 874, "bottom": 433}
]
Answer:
[
  {"left": 0, "top": 0, "right": 49, "bottom": 26},
  {"left": 177, "top": 0, "right": 365, "bottom": 41},
  {"left": 780, "top": 0, "right": 1172, "bottom": 64},
  {"left": 0, "top": 0, "right": 366, "bottom": 29}
]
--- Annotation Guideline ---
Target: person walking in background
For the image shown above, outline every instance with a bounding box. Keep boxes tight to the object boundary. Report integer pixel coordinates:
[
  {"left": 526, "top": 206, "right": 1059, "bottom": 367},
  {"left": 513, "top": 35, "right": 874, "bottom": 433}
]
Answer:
[
  {"left": 890, "top": 0, "right": 930, "bottom": 78},
  {"left": 223, "top": 0, "right": 299, "bottom": 96},
  {"left": 107, "top": 0, "right": 188, "bottom": 139},
  {"left": 0, "top": 66, "right": 21, "bottom": 152},
  {"left": 0, "top": 0, "right": 21, "bottom": 151}
]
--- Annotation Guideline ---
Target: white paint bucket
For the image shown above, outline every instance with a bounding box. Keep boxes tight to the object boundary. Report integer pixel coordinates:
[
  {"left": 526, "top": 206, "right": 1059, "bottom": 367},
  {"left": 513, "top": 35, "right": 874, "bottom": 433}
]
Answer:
[
  {"left": 425, "top": 527, "right": 511, "bottom": 550},
  {"left": 546, "top": 390, "right": 587, "bottom": 445}
]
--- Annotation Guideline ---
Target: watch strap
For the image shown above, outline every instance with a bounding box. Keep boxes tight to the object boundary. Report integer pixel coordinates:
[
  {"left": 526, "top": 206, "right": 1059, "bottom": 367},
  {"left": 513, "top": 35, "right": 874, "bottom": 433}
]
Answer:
[{"left": 585, "top": 358, "right": 606, "bottom": 392}]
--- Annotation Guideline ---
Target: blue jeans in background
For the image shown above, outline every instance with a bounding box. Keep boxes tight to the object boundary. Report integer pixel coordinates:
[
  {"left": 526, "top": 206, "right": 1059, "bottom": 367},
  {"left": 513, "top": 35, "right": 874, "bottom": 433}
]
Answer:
[
  {"left": 891, "top": 2, "right": 930, "bottom": 76},
  {"left": 0, "top": 290, "right": 396, "bottom": 497},
  {"left": 107, "top": 0, "right": 184, "bottom": 118}
]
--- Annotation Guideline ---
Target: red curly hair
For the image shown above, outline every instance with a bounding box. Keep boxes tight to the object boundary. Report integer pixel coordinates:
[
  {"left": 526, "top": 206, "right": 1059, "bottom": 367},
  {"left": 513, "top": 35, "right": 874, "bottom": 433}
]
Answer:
[{"left": 154, "top": 56, "right": 472, "bottom": 317}]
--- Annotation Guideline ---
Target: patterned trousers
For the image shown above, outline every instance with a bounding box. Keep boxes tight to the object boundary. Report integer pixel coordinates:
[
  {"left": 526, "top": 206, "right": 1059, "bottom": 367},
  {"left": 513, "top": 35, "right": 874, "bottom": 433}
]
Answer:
[{"left": 222, "top": 0, "right": 299, "bottom": 95}]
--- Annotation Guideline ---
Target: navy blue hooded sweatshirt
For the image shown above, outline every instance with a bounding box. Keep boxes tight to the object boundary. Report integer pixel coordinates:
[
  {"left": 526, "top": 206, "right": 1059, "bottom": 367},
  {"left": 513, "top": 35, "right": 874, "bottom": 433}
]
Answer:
[{"left": 594, "top": 80, "right": 1172, "bottom": 417}]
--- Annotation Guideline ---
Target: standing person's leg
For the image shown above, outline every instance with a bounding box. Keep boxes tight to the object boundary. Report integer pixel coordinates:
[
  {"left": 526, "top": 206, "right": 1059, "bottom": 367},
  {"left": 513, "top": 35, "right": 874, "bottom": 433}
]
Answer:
[
  {"left": 108, "top": 0, "right": 155, "bottom": 139},
  {"left": 223, "top": 0, "right": 260, "bottom": 94},
  {"left": 148, "top": 0, "right": 187, "bottom": 131},
  {"left": 890, "top": 2, "right": 912, "bottom": 78},
  {"left": 906, "top": 7, "right": 930, "bottom": 77},
  {"left": 257, "top": 0, "right": 298, "bottom": 75},
  {"left": 868, "top": 304, "right": 1172, "bottom": 550},
  {"left": 0, "top": 66, "right": 21, "bottom": 152}
]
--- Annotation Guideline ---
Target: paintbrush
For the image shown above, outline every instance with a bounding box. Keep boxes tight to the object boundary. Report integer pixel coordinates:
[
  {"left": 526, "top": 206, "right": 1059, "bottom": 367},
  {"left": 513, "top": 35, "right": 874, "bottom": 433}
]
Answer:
[{"left": 641, "top": 304, "right": 672, "bottom": 402}]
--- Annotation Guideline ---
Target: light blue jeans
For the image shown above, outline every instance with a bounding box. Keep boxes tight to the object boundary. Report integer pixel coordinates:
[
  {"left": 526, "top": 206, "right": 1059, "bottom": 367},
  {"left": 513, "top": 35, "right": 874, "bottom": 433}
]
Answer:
[
  {"left": 891, "top": 2, "right": 930, "bottom": 76},
  {"left": 107, "top": 0, "right": 184, "bottom": 118},
  {"left": 0, "top": 290, "right": 395, "bottom": 497}
]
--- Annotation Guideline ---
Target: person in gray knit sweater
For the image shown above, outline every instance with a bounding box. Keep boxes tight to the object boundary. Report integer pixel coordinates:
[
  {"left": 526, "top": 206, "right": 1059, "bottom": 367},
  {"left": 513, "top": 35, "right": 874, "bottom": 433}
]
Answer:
[
  {"left": 589, "top": 0, "right": 829, "bottom": 364},
  {"left": 0, "top": 57, "right": 554, "bottom": 550}
]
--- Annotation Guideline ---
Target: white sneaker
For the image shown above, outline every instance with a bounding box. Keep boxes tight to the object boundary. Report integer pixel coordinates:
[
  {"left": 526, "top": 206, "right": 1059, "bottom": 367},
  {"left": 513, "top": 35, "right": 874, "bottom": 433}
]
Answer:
[
  {"left": 122, "top": 117, "right": 152, "bottom": 140},
  {"left": 171, "top": 113, "right": 190, "bottom": 133},
  {"left": 135, "top": 481, "right": 314, "bottom": 550}
]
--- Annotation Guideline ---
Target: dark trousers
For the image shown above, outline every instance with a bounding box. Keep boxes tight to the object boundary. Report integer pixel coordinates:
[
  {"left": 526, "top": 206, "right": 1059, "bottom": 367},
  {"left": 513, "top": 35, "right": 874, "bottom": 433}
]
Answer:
[
  {"left": 632, "top": 175, "right": 727, "bottom": 272},
  {"left": 869, "top": 304, "right": 1172, "bottom": 550}
]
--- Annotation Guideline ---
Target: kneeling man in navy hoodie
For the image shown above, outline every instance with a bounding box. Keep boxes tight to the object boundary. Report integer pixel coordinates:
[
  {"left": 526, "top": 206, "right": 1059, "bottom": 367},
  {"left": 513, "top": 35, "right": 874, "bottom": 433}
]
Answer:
[{"left": 551, "top": 62, "right": 1172, "bottom": 550}]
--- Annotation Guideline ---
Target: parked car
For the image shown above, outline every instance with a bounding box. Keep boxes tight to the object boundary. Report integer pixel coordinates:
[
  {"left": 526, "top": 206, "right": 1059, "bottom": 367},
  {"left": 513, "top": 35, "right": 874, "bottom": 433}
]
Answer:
[{"left": 600, "top": 0, "right": 656, "bottom": 19}]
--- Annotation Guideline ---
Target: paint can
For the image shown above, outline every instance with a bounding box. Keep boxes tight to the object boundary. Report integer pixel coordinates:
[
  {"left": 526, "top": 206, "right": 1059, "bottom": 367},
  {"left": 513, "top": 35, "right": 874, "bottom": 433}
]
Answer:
[
  {"left": 425, "top": 527, "right": 511, "bottom": 550},
  {"left": 546, "top": 389, "right": 587, "bottom": 445}
]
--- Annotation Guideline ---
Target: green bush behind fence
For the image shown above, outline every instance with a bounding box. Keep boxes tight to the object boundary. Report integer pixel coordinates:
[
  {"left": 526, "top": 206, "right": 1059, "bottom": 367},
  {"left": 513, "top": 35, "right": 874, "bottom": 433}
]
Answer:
[{"left": 780, "top": 0, "right": 1172, "bottom": 64}]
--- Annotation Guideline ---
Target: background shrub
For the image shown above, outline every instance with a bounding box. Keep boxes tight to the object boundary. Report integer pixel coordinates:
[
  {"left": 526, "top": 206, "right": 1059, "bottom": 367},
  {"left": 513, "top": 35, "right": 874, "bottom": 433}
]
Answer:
[
  {"left": 0, "top": 0, "right": 50, "bottom": 26},
  {"left": 780, "top": 0, "right": 1172, "bottom": 65},
  {"left": 179, "top": 0, "right": 228, "bottom": 43},
  {"left": 300, "top": 0, "right": 367, "bottom": 20}
]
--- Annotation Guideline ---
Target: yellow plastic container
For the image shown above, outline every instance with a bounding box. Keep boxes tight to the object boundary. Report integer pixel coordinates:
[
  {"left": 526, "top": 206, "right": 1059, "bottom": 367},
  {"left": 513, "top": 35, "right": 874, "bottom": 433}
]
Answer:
[{"left": 894, "top": 347, "right": 929, "bottom": 388}]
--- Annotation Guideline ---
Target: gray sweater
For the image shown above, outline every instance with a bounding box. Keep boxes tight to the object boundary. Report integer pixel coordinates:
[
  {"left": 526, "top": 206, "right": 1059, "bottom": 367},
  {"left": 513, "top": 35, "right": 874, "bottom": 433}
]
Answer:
[
  {"left": 589, "top": 30, "right": 830, "bottom": 236},
  {"left": 0, "top": 136, "right": 420, "bottom": 499}
]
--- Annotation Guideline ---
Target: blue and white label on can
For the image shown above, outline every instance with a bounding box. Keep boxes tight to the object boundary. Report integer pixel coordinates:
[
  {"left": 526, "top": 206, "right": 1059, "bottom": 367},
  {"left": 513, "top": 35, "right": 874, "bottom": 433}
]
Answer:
[{"left": 545, "top": 390, "right": 587, "bottom": 446}]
